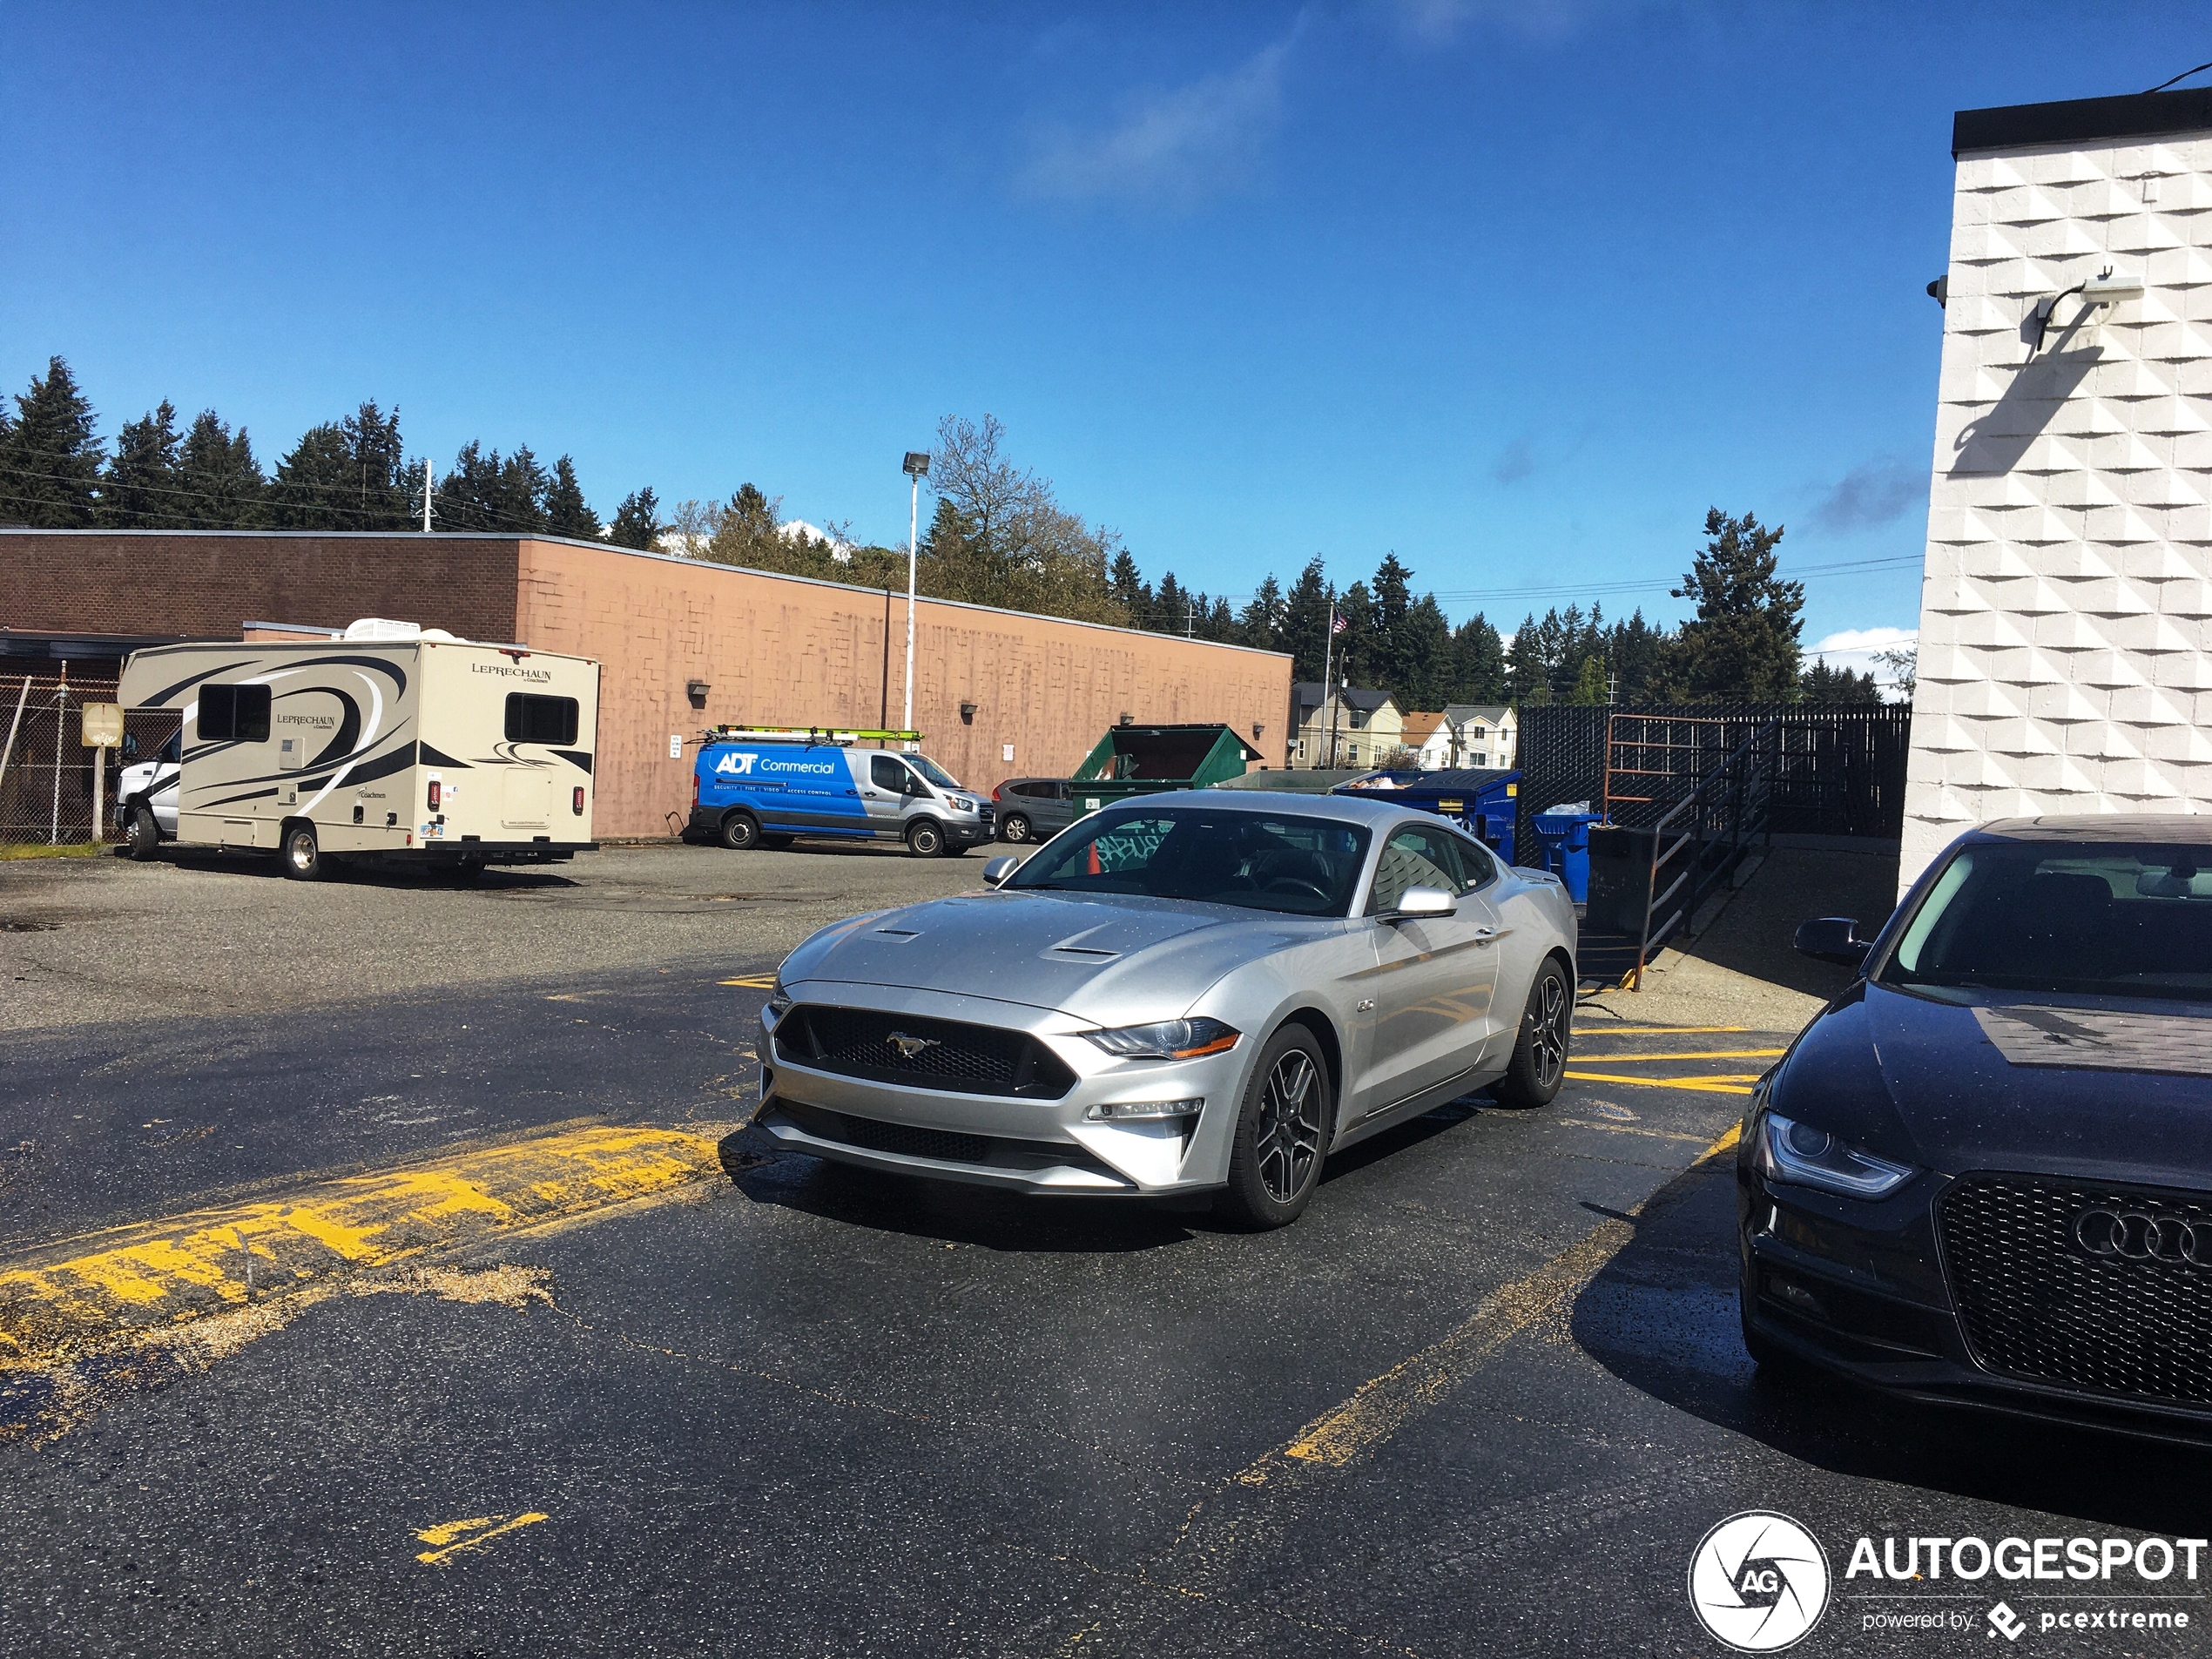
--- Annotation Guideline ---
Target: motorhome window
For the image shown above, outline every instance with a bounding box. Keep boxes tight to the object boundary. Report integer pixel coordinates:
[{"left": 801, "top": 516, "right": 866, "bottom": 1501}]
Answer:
[
  {"left": 198, "top": 683, "right": 269, "bottom": 742},
  {"left": 504, "top": 694, "right": 579, "bottom": 745}
]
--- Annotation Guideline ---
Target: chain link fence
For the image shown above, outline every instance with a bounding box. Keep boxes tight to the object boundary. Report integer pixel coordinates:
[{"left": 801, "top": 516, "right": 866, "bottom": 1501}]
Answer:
[{"left": 0, "top": 675, "right": 179, "bottom": 848}]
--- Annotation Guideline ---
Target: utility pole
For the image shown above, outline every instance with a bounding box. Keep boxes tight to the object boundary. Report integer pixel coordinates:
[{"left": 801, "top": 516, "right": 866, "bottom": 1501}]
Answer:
[
  {"left": 421, "top": 459, "right": 434, "bottom": 534},
  {"left": 900, "top": 452, "right": 929, "bottom": 745}
]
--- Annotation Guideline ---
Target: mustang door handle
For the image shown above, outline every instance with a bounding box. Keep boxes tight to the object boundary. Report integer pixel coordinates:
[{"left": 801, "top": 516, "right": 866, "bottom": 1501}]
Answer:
[{"left": 1474, "top": 927, "right": 1511, "bottom": 944}]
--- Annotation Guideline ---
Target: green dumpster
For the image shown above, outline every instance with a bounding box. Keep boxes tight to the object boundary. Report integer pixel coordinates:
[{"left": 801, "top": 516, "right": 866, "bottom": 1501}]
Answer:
[{"left": 1069, "top": 723, "right": 1262, "bottom": 815}]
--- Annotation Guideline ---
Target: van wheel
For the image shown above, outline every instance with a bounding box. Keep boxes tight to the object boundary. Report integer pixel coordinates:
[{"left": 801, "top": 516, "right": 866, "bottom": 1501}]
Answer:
[
  {"left": 1000, "top": 813, "right": 1032, "bottom": 844},
  {"left": 128, "top": 803, "right": 162, "bottom": 861},
  {"left": 281, "top": 822, "right": 326, "bottom": 881},
  {"left": 720, "top": 811, "right": 762, "bottom": 851},
  {"left": 906, "top": 819, "right": 945, "bottom": 858}
]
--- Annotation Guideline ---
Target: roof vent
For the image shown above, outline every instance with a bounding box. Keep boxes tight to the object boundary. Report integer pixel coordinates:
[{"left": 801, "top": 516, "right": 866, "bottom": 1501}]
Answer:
[{"left": 343, "top": 617, "right": 462, "bottom": 642}]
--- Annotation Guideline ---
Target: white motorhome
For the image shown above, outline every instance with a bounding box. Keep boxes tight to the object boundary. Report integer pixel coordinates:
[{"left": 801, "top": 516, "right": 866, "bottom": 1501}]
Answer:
[{"left": 114, "top": 623, "right": 600, "bottom": 880}]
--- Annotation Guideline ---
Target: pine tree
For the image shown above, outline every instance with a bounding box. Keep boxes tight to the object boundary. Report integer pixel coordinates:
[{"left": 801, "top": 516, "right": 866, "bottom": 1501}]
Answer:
[
  {"left": 1450, "top": 614, "right": 1507, "bottom": 704},
  {"left": 0, "top": 356, "right": 104, "bottom": 527},
  {"left": 1108, "top": 548, "right": 1151, "bottom": 626},
  {"left": 1237, "top": 575, "right": 1285, "bottom": 651},
  {"left": 1366, "top": 552, "right": 1416, "bottom": 697},
  {"left": 544, "top": 455, "right": 600, "bottom": 540},
  {"left": 268, "top": 401, "right": 411, "bottom": 529},
  {"left": 609, "top": 487, "right": 661, "bottom": 550},
  {"left": 1400, "top": 594, "right": 1452, "bottom": 710},
  {"left": 1672, "top": 508, "right": 1804, "bottom": 699},
  {"left": 1279, "top": 557, "right": 1333, "bottom": 684},
  {"left": 100, "top": 400, "right": 185, "bottom": 528},
  {"left": 1153, "top": 572, "right": 1191, "bottom": 636},
  {"left": 176, "top": 411, "right": 266, "bottom": 529},
  {"left": 1569, "top": 655, "right": 1608, "bottom": 705},
  {"left": 1505, "top": 612, "right": 1550, "bottom": 706},
  {"left": 1799, "top": 658, "right": 1880, "bottom": 702}
]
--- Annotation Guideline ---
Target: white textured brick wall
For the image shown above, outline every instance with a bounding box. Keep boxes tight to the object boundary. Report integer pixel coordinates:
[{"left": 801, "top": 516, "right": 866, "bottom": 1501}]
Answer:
[{"left": 1904, "top": 130, "right": 2212, "bottom": 891}]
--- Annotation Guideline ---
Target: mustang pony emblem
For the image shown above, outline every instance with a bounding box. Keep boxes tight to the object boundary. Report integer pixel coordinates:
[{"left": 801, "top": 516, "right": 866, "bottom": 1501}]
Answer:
[{"left": 887, "top": 1031, "right": 941, "bottom": 1060}]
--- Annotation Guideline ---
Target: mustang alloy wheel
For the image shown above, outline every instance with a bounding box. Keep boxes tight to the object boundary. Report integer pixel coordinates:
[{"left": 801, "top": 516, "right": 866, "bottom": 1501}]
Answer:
[
  {"left": 1494, "top": 957, "right": 1570, "bottom": 1107},
  {"left": 1218, "top": 1023, "right": 1332, "bottom": 1229}
]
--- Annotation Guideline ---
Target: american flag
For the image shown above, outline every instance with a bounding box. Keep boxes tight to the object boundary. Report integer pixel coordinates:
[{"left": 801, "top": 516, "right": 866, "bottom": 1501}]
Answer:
[{"left": 1330, "top": 611, "right": 1347, "bottom": 635}]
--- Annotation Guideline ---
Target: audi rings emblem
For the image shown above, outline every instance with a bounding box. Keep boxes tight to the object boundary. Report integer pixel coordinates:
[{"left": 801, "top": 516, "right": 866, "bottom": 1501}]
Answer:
[{"left": 2074, "top": 1207, "right": 2205, "bottom": 1265}]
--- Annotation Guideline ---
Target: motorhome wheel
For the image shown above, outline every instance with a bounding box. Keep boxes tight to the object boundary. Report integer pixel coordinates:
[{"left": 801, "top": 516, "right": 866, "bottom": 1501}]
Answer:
[{"left": 282, "top": 823, "right": 326, "bottom": 881}]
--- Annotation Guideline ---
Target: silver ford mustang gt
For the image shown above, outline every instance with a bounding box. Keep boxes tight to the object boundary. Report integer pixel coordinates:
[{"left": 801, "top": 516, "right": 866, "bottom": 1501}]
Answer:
[{"left": 753, "top": 791, "right": 1577, "bottom": 1227}]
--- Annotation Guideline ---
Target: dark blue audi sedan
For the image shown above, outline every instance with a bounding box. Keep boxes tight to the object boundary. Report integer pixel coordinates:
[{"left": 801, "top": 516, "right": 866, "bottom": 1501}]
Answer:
[{"left": 1739, "top": 815, "right": 2212, "bottom": 1441}]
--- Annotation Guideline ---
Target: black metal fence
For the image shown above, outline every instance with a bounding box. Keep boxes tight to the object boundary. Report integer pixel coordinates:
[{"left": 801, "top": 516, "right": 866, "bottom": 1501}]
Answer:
[{"left": 1515, "top": 702, "right": 1909, "bottom": 855}]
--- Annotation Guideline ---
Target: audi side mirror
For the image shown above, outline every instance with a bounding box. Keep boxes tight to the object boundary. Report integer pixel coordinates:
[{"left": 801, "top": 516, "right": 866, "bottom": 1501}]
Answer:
[
  {"left": 1387, "top": 886, "right": 1454, "bottom": 921},
  {"left": 982, "top": 856, "right": 1019, "bottom": 887},
  {"left": 1795, "top": 917, "right": 1871, "bottom": 969}
]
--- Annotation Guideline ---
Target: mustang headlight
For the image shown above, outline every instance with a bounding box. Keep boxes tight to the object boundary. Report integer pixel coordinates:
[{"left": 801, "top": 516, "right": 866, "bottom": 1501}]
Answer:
[
  {"left": 765, "top": 972, "right": 793, "bottom": 1021},
  {"left": 1082, "top": 1017, "right": 1240, "bottom": 1061},
  {"left": 1754, "top": 1111, "right": 1917, "bottom": 1199}
]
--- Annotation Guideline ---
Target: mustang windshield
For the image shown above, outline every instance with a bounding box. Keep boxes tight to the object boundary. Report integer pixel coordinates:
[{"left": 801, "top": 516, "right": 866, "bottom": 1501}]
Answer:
[
  {"left": 1881, "top": 840, "right": 2212, "bottom": 1003},
  {"left": 1009, "top": 810, "right": 1372, "bottom": 917}
]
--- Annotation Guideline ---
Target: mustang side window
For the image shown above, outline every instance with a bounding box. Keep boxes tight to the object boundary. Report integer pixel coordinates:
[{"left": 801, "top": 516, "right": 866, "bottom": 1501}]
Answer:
[
  {"left": 197, "top": 683, "right": 270, "bottom": 742},
  {"left": 504, "top": 693, "right": 579, "bottom": 745},
  {"left": 1368, "top": 826, "right": 1461, "bottom": 914}
]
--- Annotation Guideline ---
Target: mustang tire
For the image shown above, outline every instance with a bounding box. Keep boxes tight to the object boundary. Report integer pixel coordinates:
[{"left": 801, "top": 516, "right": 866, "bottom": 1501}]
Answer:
[
  {"left": 1217, "top": 1023, "right": 1333, "bottom": 1230},
  {"left": 1493, "top": 956, "right": 1570, "bottom": 1108}
]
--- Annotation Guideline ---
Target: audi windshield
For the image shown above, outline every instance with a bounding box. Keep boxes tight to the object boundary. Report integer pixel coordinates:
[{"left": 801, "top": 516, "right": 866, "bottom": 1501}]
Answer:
[
  {"left": 1881, "top": 840, "right": 2212, "bottom": 1003},
  {"left": 1007, "top": 809, "right": 1372, "bottom": 917}
]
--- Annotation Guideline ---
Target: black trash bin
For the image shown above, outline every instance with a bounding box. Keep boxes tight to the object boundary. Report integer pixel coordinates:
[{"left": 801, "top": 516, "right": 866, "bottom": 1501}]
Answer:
[{"left": 1585, "top": 824, "right": 1657, "bottom": 936}]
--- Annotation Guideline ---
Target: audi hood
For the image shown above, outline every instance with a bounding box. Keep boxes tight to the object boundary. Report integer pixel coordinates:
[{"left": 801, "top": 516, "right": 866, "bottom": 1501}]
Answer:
[
  {"left": 775, "top": 889, "right": 1339, "bottom": 1020},
  {"left": 1773, "top": 981, "right": 2212, "bottom": 1190}
]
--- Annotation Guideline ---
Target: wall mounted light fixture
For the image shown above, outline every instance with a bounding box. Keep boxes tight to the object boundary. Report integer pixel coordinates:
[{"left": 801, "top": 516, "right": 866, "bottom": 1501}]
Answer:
[
  {"left": 2029, "top": 264, "right": 2143, "bottom": 360},
  {"left": 686, "top": 679, "right": 711, "bottom": 707},
  {"left": 959, "top": 700, "right": 977, "bottom": 724}
]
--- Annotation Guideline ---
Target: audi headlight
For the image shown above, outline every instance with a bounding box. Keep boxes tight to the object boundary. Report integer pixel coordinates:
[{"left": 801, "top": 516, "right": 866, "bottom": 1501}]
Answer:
[
  {"left": 1082, "top": 1017, "right": 1240, "bottom": 1061},
  {"left": 1753, "top": 1111, "right": 1917, "bottom": 1199}
]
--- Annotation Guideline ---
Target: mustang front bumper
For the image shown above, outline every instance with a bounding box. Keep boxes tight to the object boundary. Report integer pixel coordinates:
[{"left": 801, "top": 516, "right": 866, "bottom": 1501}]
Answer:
[{"left": 755, "top": 983, "right": 1250, "bottom": 1195}]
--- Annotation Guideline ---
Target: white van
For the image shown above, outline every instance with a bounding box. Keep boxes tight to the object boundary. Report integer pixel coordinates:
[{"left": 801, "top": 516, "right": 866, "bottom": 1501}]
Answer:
[{"left": 114, "top": 624, "right": 600, "bottom": 880}]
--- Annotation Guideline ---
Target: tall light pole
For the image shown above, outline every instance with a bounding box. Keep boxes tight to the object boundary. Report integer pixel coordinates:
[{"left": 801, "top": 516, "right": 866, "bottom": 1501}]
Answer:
[{"left": 900, "top": 451, "right": 930, "bottom": 745}]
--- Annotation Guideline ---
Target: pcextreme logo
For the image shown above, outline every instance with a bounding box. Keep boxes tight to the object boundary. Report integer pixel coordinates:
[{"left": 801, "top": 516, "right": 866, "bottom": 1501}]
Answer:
[{"left": 1689, "top": 1511, "right": 1832, "bottom": 1652}]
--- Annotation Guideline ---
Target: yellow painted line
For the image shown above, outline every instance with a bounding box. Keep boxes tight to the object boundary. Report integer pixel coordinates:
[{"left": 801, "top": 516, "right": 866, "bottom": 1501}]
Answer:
[
  {"left": 1564, "top": 1069, "right": 1760, "bottom": 1096},
  {"left": 0, "top": 1123, "right": 726, "bottom": 1359},
  {"left": 1568, "top": 1049, "right": 1784, "bottom": 1062},
  {"left": 415, "top": 1511, "right": 550, "bottom": 1567},
  {"left": 1241, "top": 1119, "right": 1743, "bottom": 1480},
  {"left": 1572, "top": 1024, "right": 1750, "bottom": 1035},
  {"left": 720, "top": 974, "right": 777, "bottom": 988}
]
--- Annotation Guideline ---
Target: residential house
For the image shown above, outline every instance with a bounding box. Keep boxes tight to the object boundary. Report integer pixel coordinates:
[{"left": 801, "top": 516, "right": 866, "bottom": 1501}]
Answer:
[
  {"left": 1402, "top": 711, "right": 1452, "bottom": 769},
  {"left": 1288, "top": 681, "right": 1402, "bottom": 768},
  {"left": 1440, "top": 704, "right": 1518, "bottom": 769}
]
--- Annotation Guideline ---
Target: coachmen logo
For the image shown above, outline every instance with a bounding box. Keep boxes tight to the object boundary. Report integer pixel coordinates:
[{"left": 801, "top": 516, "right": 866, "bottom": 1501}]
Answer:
[
  {"left": 887, "top": 1032, "right": 941, "bottom": 1060},
  {"left": 2074, "top": 1206, "right": 2209, "bottom": 1266}
]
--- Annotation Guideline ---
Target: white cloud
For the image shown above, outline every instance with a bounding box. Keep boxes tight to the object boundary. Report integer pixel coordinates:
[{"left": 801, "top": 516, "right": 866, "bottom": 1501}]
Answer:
[
  {"left": 1810, "top": 625, "right": 1917, "bottom": 693},
  {"left": 1019, "top": 37, "right": 1294, "bottom": 209}
]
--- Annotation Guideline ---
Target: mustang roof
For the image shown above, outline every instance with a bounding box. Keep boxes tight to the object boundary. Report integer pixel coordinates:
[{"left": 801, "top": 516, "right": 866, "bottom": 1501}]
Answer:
[{"left": 1973, "top": 815, "right": 2212, "bottom": 845}]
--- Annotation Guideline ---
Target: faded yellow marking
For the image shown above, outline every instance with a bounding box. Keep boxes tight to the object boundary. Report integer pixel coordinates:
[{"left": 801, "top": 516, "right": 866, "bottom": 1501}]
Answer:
[
  {"left": 415, "top": 1511, "right": 549, "bottom": 1566},
  {"left": 1240, "top": 1120, "right": 1742, "bottom": 1480},
  {"left": 1567, "top": 1049, "right": 1784, "bottom": 1062},
  {"left": 1563, "top": 1069, "right": 1760, "bottom": 1096},
  {"left": 0, "top": 1124, "right": 728, "bottom": 1359},
  {"left": 720, "top": 974, "right": 777, "bottom": 988},
  {"left": 1572, "top": 1024, "right": 1750, "bottom": 1035}
]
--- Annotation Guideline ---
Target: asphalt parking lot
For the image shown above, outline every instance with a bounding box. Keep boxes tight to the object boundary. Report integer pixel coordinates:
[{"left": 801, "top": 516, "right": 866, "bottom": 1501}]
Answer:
[{"left": 3, "top": 844, "right": 2209, "bottom": 1657}]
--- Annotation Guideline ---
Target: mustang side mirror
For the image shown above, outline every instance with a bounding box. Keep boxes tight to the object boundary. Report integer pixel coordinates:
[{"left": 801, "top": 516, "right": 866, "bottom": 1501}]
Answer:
[
  {"left": 1795, "top": 917, "right": 1871, "bottom": 969},
  {"left": 982, "top": 855, "right": 1019, "bottom": 887},
  {"left": 1386, "top": 886, "right": 1455, "bottom": 921}
]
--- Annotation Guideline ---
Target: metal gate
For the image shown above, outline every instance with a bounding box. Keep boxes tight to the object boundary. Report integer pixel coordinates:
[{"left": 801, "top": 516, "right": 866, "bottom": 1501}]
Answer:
[{"left": 0, "top": 675, "right": 176, "bottom": 848}]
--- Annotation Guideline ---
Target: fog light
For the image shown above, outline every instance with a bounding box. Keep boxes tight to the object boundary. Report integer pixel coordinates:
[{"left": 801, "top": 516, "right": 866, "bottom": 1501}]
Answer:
[
  {"left": 1766, "top": 1273, "right": 1827, "bottom": 1321},
  {"left": 1085, "top": 1098, "right": 1203, "bottom": 1122}
]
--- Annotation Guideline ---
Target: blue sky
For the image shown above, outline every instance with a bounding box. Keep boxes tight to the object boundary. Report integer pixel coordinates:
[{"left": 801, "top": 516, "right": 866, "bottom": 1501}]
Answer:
[{"left": 3, "top": 3, "right": 2200, "bottom": 664}]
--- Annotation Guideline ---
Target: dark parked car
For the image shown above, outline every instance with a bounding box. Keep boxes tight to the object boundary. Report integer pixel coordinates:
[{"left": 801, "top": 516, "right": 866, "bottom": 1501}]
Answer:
[
  {"left": 991, "top": 777, "right": 1078, "bottom": 844},
  {"left": 1740, "top": 815, "right": 2212, "bottom": 1442}
]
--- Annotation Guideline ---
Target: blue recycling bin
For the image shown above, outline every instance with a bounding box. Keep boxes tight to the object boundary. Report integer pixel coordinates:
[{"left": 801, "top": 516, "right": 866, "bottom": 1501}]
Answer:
[
  {"left": 1332, "top": 768, "right": 1520, "bottom": 865},
  {"left": 1530, "top": 810, "right": 1604, "bottom": 903}
]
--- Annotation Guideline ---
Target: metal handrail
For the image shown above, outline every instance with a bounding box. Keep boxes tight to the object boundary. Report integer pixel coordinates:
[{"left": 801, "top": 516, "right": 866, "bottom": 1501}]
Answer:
[{"left": 1627, "top": 718, "right": 1779, "bottom": 988}]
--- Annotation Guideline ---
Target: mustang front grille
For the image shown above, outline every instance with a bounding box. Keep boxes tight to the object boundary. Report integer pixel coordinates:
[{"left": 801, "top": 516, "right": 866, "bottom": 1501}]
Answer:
[
  {"left": 1937, "top": 1174, "right": 2212, "bottom": 1408},
  {"left": 773, "top": 1005, "right": 1076, "bottom": 1098}
]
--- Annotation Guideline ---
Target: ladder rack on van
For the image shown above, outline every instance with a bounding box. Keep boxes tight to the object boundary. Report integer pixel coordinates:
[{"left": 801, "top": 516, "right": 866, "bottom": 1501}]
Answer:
[{"left": 702, "top": 725, "right": 923, "bottom": 746}]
